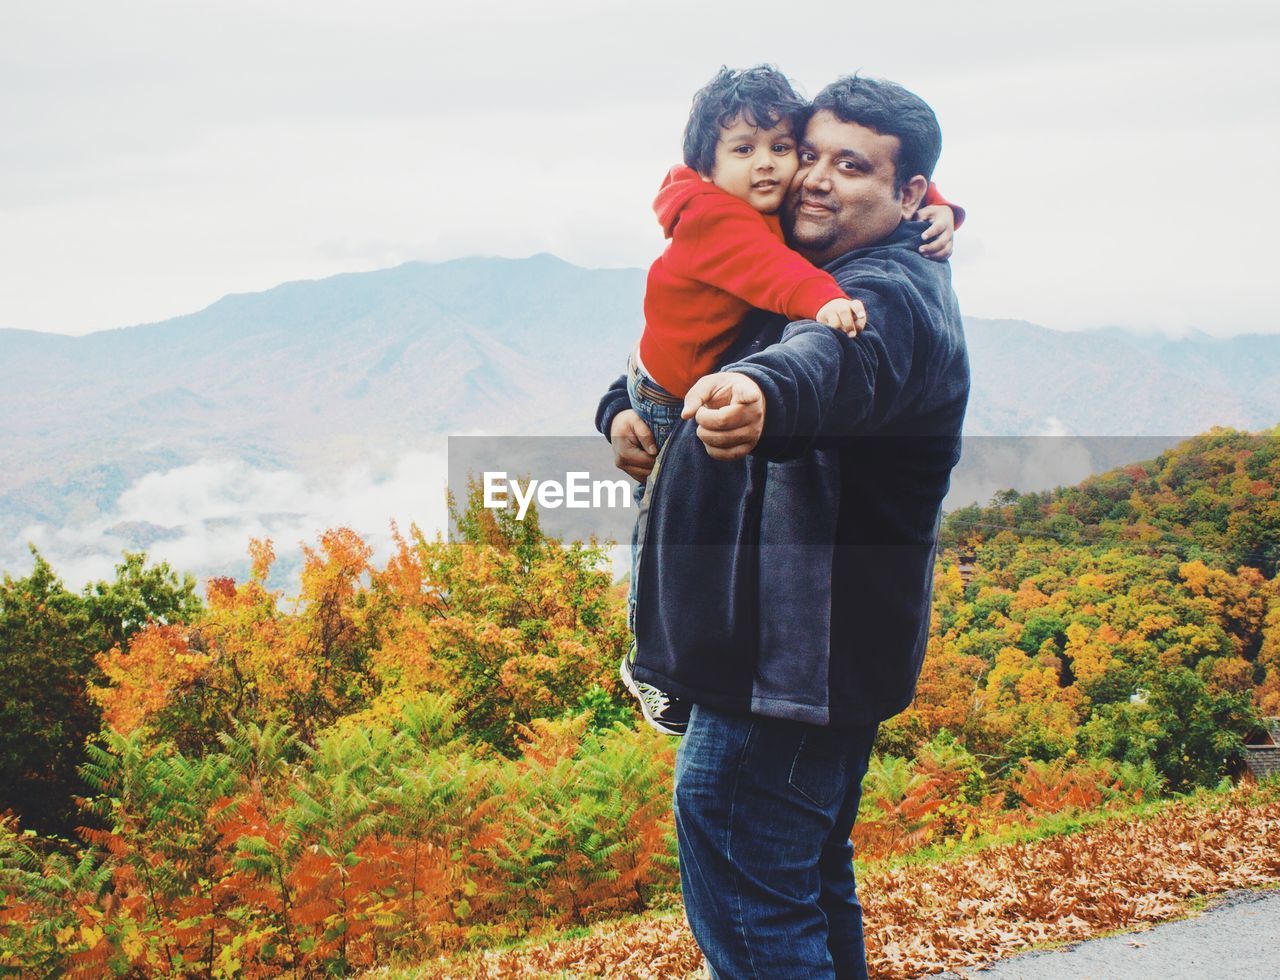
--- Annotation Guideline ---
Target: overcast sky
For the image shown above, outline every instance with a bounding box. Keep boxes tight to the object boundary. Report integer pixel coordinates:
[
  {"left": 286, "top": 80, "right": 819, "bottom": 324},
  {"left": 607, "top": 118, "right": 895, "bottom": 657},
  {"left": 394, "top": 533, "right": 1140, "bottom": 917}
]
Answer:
[{"left": 3, "top": 0, "right": 1277, "bottom": 337}]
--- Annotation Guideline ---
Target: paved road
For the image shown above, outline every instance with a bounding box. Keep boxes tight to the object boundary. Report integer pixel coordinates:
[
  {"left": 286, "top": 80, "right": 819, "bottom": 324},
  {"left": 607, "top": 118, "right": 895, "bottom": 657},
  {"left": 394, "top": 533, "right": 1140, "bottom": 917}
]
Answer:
[{"left": 940, "top": 889, "right": 1280, "bottom": 979}]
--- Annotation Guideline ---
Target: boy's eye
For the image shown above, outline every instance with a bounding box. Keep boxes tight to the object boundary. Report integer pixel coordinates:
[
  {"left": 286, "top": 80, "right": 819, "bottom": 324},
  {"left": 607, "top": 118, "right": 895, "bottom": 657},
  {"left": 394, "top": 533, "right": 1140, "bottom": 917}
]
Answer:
[
  {"left": 733, "top": 145, "right": 753, "bottom": 154},
  {"left": 772, "top": 143, "right": 794, "bottom": 154}
]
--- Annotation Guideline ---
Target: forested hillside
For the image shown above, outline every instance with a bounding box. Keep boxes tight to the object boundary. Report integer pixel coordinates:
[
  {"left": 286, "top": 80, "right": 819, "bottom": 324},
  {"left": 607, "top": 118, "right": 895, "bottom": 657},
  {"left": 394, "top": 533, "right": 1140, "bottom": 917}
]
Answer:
[{"left": 942, "top": 426, "right": 1280, "bottom": 574}]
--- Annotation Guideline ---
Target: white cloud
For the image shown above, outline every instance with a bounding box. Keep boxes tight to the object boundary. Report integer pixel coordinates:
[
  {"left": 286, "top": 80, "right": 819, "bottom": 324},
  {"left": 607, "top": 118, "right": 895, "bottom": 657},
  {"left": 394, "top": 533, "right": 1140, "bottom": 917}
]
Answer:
[{"left": 14, "top": 451, "right": 451, "bottom": 591}]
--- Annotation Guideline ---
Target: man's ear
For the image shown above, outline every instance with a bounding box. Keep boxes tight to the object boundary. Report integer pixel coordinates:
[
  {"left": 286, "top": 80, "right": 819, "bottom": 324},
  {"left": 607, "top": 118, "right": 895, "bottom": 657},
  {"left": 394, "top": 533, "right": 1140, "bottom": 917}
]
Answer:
[{"left": 899, "top": 175, "right": 929, "bottom": 218}]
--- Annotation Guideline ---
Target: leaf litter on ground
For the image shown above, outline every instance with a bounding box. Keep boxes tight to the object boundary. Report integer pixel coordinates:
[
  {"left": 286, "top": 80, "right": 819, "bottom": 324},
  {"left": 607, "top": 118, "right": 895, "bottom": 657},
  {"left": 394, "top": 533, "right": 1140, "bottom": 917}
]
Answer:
[{"left": 407, "top": 786, "right": 1280, "bottom": 979}]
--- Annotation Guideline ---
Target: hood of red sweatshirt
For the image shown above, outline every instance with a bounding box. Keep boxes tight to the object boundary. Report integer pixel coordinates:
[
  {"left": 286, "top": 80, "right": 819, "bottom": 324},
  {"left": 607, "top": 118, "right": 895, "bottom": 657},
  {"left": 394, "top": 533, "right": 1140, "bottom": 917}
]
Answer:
[{"left": 652, "top": 165, "right": 724, "bottom": 238}]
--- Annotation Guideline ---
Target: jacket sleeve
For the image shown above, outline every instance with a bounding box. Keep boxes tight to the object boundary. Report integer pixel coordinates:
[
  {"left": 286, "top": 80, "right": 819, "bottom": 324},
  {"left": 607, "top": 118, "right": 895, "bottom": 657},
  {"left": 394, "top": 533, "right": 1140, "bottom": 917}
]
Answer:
[
  {"left": 596, "top": 372, "right": 631, "bottom": 442},
  {"left": 724, "top": 279, "right": 918, "bottom": 461},
  {"left": 666, "top": 197, "right": 847, "bottom": 319},
  {"left": 924, "top": 182, "right": 965, "bottom": 229}
]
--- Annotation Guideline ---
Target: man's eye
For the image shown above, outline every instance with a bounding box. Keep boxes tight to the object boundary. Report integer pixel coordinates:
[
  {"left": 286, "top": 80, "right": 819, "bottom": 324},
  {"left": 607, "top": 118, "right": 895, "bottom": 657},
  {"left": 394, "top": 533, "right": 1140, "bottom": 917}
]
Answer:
[{"left": 797, "top": 151, "right": 816, "bottom": 164}]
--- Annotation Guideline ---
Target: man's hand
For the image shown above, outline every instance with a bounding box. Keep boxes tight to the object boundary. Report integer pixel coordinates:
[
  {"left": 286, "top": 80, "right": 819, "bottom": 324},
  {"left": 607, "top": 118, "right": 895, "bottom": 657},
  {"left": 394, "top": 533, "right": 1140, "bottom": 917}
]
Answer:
[
  {"left": 915, "top": 204, "right": 955, "bottom": 260},
  {"left": 609, "top": 409, "right": 658, "bottom": 481},
  {"left": 681, "top": 372, "right": 765, "bottom": 461},
  {"left": 816, "top": 296, "right": 869, "bottom": 336}
]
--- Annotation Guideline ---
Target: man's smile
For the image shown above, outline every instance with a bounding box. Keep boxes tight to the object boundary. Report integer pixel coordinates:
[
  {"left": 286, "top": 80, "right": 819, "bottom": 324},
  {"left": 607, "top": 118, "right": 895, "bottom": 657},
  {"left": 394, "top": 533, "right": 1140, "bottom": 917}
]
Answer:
[{"left": 797, "top": 196, "right": 834, "bottom": 213}]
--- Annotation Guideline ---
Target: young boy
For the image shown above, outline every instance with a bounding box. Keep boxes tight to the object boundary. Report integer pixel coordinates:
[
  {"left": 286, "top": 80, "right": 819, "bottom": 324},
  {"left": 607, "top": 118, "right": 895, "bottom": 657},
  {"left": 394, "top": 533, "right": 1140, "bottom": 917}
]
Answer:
[{"left": 620, "top": 65, "right": 963, "bottom": 736}]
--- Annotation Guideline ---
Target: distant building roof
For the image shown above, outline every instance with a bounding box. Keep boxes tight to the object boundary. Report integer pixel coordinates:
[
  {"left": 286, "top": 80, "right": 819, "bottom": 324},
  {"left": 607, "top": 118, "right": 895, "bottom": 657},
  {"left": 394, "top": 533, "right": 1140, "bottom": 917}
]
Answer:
[{"left": 1244, "top": 718, "right": 1280, "bottom": 780}]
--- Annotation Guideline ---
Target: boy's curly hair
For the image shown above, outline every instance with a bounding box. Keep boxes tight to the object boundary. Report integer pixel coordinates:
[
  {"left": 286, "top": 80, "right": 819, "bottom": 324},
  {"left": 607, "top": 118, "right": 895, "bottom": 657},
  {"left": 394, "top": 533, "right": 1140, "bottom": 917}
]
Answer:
[{"left": 682, "top": 65, "right": 808, "bottom": 176}]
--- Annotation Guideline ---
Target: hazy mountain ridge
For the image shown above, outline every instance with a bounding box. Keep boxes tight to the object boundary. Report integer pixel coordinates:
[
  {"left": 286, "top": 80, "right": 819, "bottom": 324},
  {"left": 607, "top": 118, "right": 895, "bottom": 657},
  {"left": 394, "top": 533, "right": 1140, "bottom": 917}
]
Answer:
[
  {"left": 0, "top": 255, "right": 639, "bottom": 488},
  {"left": 964, "top": 319, "right": 1280, "bottom": 437},
  {"left": 2, "top": 254, "right": 1277, "bottom": 579}
]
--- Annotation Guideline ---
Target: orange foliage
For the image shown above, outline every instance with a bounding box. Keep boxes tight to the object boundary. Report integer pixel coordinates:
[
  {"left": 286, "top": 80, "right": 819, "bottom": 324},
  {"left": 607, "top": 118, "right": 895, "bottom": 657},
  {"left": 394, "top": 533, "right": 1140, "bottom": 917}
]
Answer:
[
  {"left": 1204, "top": 656, "right": 1255, "bottom": 696},
  {"left": 897, "top": 639, "right": 987, "bottom": 741},
  {"left": 1011, "top": 758, "right": 1111, "bottom": 812},
  {"left": 1255, "top": 599, "right": 1280, "bottom": 715},
  {"left": 1180, "top": 560, "right": 1267, "bottom": 654},
  {"left": 88, "top": 505, "right": 626, "bottom": 752},
  {"left": 88, "top": 624, "right": 212, "bottom": 734}
]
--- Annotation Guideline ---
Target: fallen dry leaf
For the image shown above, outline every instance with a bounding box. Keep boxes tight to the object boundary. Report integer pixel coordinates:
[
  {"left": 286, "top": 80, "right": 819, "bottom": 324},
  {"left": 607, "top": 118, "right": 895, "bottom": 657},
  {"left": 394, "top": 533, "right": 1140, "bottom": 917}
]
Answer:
[{"left": 415, "top": 790, "right": 1280, "bottom": 979}]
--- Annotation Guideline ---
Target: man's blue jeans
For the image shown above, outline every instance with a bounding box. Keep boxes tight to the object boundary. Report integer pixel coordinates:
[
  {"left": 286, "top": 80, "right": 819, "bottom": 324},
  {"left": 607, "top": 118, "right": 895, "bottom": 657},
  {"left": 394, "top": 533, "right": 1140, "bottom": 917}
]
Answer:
[{"left": 674, "top": 703, "right": 879, "bottom": 979}]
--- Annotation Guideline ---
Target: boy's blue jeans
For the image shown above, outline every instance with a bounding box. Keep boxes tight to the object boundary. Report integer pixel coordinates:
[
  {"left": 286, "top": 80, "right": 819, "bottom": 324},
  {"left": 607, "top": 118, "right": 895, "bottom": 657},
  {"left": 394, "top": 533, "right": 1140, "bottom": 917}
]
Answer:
[
  {"left": 625, "top": 352, "right": 683, "bottom": 630},
  {"left": 626, "top": 350, "right": 683, "bottom": 454},
  {"left": 674, "top": 703, "right": 880, "bottom": 979}
]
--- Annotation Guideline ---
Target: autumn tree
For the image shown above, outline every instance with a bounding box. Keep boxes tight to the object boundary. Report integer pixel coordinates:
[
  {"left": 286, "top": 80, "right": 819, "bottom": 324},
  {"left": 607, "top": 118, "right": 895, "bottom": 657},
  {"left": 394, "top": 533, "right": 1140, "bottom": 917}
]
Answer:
[
  {"left": 362, "top": 482, "right": 630, "bottom": 750},
  {"left": 0, "top": 547, "right": 199, "bottom": 835},
  {"left": 89, "top": 483, "right": 630, "bottom": 755}
]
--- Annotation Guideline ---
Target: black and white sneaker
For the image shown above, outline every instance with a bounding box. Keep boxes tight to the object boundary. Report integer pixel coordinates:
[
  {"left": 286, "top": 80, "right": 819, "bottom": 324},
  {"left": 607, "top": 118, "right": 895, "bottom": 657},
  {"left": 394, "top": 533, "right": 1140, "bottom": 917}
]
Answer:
[{"left": 619, "top": 643, "right": 690, "bottom": 736}]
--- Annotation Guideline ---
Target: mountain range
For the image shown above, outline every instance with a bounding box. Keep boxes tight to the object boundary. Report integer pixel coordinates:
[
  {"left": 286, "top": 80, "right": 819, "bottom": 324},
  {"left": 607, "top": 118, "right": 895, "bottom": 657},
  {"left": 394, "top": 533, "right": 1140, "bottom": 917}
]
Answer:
[{"left": 2, "top": 254, "right": 1277, "bottom": 581}]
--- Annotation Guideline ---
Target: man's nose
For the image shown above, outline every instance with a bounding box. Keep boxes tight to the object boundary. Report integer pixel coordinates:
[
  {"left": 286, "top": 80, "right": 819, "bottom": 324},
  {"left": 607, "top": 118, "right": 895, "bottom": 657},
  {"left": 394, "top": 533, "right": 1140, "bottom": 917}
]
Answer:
[{"left": 801, "top": 162, "right": 831, "bottom": 191}]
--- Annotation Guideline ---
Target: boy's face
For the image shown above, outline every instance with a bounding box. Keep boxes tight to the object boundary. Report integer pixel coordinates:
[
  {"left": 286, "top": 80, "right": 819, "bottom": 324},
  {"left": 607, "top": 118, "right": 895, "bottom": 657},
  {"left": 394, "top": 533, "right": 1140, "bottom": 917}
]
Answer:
[{"left": 708, "top": 114, "right": 798, "bottom": 214}]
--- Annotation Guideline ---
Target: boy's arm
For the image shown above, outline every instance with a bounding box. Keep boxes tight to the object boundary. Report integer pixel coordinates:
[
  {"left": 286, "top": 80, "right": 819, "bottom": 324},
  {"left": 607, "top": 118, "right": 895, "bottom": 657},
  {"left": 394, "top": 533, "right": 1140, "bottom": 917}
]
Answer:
[
  {"left": 917, "top": 183, "right": 964, "bottom": 260},
  {"left": 923, "top": 182, "right": 965, "bottom": 228},
  {"left": 665, "top": 195, "right": 846, "bottom": 320}
]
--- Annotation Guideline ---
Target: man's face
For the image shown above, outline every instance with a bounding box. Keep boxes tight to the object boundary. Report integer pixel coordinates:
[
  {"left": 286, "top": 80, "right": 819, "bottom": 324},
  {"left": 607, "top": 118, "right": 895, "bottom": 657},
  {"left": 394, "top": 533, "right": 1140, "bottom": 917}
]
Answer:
[
  {"left": 785, "top": 110, "right": 915, "bottom": 264},
  {"left": 708, "top": 114, "right": 799, "bottom": 215}
]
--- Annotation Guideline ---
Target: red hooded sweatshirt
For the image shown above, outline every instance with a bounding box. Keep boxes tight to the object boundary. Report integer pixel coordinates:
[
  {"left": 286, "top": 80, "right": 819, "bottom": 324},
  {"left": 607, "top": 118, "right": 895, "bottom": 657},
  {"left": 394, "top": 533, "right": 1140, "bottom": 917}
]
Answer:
[{"left": 637, "top": 165, "right": 962, "bottom": 398}]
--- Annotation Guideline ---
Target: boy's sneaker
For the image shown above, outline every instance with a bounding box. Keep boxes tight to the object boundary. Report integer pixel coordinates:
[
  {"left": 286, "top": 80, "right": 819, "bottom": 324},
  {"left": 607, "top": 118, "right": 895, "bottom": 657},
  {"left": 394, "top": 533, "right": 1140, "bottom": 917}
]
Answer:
[{"left": 619, "top": 642, "right": 690, "bottom": 736}]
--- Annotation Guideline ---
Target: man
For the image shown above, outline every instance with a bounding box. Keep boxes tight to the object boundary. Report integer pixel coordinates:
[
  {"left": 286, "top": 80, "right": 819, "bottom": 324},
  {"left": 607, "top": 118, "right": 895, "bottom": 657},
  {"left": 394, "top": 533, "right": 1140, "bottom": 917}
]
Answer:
[{"left": 596, "top": 75, "right": 970, "bottom": 978}]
